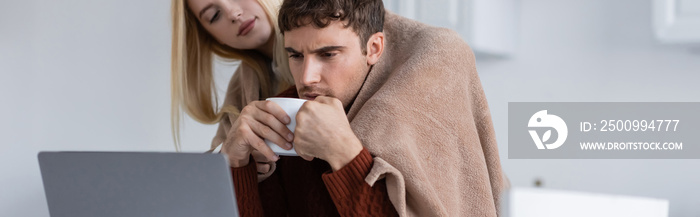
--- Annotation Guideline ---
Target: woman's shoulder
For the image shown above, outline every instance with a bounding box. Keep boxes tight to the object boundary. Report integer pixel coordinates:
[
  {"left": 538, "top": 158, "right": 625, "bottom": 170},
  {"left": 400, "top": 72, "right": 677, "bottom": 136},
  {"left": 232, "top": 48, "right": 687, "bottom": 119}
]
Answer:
[
  {"left": 222, "top": 62, "right": 262, "bottom": 108},
  {"left": 233, "top": 62, "right": 260, "bottom": 80}
]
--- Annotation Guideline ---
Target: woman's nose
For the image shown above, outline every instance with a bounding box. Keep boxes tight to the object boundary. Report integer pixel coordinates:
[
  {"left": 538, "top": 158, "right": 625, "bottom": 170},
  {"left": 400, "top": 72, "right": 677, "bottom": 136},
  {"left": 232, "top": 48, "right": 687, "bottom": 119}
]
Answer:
[{"left": 226, "top": 3, "right": 243, "bottom": 22}]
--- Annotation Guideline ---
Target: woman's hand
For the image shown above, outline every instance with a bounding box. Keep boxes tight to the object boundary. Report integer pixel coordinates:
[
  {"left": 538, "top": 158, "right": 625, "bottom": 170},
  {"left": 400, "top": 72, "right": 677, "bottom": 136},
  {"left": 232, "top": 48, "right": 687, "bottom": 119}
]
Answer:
[
  {"left": 251, "top": 150, "right": 274, "bottom": 174},
  {"left": 223, "top": 100, "right": 294, "bottom": 168}
]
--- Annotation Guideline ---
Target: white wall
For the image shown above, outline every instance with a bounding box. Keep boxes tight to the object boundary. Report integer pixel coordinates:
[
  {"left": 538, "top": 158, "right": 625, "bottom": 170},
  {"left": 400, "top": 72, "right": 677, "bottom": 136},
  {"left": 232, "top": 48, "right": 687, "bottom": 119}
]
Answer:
[
  {"left": 1, "top": 0, "right": 699, "bottom": 217},
  {"left": 0, "top": 0, "right": 225, "bottom": 216},
  {"left": 477, "top": 0, "right": 700, "bottom": 216}
]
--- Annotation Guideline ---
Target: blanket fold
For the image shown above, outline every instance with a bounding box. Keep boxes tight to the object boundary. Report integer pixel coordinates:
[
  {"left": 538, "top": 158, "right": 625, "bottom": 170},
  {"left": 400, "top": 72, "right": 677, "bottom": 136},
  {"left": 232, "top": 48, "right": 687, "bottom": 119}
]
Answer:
[{"left": 344, "top": 12, "right": 508, "bottom": 216}]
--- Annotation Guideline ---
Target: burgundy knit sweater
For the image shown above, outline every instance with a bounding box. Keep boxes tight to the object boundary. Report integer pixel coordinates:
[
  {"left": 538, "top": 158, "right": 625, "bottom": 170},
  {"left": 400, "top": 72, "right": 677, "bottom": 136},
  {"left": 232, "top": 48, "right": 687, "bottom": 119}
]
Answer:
[{"left": 229, "top": 87, "right": 398, "bottom": 217}]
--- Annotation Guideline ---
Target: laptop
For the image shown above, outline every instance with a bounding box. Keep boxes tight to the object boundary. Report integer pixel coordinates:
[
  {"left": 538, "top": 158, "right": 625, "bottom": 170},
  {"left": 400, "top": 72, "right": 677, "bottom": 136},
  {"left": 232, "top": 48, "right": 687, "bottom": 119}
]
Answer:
[{"left": 38, "top": 152, "right": 239, "bottom": 217}]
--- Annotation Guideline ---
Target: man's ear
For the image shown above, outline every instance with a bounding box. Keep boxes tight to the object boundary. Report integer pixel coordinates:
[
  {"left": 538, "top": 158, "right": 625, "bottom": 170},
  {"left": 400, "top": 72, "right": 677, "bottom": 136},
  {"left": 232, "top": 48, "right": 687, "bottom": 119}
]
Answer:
[{"left": 365, "top": 32, "right": 384, "bottom": 65}]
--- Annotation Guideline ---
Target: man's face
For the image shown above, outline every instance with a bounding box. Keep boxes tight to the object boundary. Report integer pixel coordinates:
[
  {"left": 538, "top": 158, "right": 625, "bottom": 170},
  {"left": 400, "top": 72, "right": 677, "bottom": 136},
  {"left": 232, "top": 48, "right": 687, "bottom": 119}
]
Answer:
[{"left": 284, "top": 21, "right": 371, "bottom": 109}]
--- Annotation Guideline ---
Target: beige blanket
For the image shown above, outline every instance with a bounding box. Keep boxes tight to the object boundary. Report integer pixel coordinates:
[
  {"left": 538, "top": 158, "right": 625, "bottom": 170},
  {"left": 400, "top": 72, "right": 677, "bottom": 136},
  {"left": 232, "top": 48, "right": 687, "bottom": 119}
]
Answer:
[{"left": 211, "top": 11, "right": 508, "bottom": 217}]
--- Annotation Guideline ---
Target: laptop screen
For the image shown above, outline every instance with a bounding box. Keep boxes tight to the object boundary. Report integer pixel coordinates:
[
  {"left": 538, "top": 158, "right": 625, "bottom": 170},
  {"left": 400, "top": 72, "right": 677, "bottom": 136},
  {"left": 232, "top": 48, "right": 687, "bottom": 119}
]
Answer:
[{"left": 38, "top": 152, "right": 239, "bottom": 217}]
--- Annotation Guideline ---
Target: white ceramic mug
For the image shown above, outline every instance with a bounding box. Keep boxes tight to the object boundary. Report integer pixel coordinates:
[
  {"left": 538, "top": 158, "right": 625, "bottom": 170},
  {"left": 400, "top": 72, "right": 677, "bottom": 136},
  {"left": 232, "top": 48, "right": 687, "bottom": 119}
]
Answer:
[{"left": 264, "top": 97, "right": 307, "bottom": 156}]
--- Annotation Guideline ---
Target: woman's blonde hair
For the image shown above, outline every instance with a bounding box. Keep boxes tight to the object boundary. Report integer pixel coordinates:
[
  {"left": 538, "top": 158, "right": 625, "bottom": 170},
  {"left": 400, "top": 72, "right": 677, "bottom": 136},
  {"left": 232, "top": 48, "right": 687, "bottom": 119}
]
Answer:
[{"left": 171, "top": 0, "right": 293, "bottom": 151}]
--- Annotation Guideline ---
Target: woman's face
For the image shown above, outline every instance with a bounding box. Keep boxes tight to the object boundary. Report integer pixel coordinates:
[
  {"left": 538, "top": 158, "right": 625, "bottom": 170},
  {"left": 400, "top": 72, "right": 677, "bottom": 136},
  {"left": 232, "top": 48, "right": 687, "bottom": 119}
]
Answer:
[{"left": 187, "top": 0, "right": 272, "bottom": 50}]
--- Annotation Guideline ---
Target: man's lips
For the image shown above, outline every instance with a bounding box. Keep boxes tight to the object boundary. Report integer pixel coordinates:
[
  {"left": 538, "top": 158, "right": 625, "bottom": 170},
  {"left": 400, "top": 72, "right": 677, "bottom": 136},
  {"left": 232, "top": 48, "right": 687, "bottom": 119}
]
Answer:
[
  {"left": 238, "top": 18, "right": 255, "bottom": 36},
  {"left": 303, "top": 93, "right": 320, "bottom": 100}
]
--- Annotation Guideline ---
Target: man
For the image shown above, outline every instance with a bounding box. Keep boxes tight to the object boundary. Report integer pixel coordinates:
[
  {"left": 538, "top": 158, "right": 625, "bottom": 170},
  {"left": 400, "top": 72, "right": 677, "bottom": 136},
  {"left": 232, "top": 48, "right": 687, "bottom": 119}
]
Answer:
[{"left": 222, "top": 0, "right": 508, "bottom": 216}]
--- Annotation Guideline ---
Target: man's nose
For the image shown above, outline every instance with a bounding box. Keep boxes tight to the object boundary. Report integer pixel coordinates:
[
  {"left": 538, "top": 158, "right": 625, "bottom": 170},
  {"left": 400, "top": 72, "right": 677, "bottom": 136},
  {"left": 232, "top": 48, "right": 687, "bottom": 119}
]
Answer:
[{"left": 300, "top": 58, "right": 321, "bottom": 86}]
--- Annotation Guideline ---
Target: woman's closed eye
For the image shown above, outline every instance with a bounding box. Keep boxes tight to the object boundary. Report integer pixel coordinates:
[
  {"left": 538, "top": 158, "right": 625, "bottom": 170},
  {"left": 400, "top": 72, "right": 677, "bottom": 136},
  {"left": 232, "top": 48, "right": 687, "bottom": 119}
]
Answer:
[{"left": 209, "top": 10, "right": 221, "bottom": 23}]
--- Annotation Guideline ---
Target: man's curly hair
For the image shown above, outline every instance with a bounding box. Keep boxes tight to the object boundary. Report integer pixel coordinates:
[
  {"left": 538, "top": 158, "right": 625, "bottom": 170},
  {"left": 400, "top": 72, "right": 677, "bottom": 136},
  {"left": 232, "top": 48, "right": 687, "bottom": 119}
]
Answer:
[{"left": 278, "top": 0, "right": 385, "bottom": 53}]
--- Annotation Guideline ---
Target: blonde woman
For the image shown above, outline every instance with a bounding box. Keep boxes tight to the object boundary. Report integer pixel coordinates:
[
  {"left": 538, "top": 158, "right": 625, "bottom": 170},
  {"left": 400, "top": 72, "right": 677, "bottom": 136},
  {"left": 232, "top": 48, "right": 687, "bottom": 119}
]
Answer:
[{"left": 171, "top": 0, "right": 296, "bottom": 172}]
